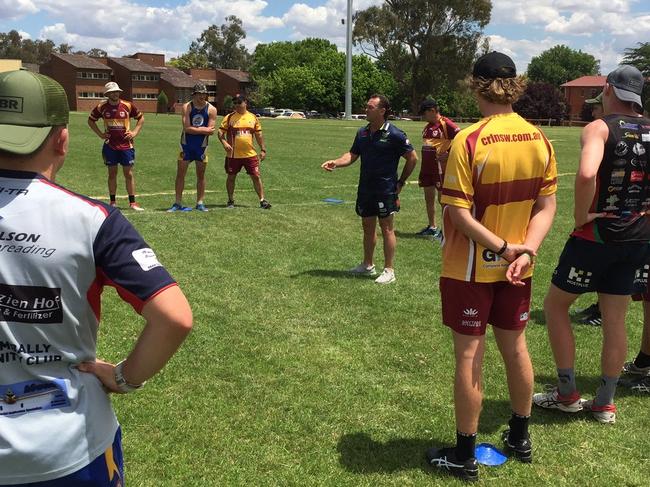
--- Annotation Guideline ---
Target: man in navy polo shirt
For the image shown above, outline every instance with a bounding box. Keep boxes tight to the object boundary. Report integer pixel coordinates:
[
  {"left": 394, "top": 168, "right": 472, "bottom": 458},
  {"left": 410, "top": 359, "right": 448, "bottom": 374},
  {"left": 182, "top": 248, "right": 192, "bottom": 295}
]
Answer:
[{"left": 322, "top": 94, "right": 417, "bottom": 284}]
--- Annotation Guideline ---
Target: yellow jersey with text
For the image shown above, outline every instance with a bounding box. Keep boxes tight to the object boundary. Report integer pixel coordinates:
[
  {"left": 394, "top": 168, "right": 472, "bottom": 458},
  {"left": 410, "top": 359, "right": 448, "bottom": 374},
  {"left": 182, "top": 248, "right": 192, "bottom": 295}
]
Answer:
[
  {"left": 440, "top": 112, "right": 557, "bottom": 282},
  {"left": 219, "top": 111, "right": 261, "bottom": 158}
]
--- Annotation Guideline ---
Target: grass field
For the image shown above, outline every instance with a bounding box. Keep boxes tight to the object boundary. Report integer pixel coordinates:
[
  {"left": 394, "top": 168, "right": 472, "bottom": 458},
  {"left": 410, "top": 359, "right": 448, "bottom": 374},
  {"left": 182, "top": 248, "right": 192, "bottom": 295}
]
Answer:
[{"left": 58, "top": 112, "right": 649, "bottom": 486}]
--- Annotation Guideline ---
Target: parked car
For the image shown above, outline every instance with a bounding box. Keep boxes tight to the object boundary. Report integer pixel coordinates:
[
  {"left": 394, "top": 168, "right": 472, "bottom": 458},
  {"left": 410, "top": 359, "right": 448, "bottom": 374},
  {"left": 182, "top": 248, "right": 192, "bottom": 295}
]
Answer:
[
  {"left": 273, "top": 108, "right": 292, "bottom": 117},
  {"left": 350, "top": 114, "right": 367, "bottom": 120}
]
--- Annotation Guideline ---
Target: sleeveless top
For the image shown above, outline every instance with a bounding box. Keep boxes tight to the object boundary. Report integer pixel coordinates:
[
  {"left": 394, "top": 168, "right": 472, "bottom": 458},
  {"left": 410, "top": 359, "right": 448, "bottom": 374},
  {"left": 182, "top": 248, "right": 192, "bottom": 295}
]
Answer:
[{"left": 572, "top": 114, "right": 650, "bottom": 243}]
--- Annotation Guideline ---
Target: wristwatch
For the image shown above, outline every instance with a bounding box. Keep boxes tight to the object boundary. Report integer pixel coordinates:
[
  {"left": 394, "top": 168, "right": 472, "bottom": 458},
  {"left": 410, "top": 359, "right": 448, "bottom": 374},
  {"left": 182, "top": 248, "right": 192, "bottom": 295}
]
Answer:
[{"left": 114, "top": 360, "right": 144, "bottom": 393}]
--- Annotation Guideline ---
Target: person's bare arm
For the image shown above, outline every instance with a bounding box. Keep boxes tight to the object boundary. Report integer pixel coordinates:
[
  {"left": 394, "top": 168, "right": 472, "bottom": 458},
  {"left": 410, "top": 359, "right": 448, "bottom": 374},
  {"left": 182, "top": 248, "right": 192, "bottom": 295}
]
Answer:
[
  {"left": 77, "top": 286, "right": 193, "bottom": 392},
  {"left": 87, "top": 118, "right": 106, "bottom": 140},
  {"left": 397, "top": 150, "right": 418, "bottom": 193},
  {"left": 254, "top": 131, "right": 267, "bottom": 161},
  {"left": 506, "top": 194, "right": 557, "bottom": 286},
  {"left": 574, "top": 119, "right": 610, "bottom": 228},
  {"left": 321, "top": 152, "right": 359, "bottom": 171},
  {"left": 125, "top": 115, "right": 145, "bottom": 141}
]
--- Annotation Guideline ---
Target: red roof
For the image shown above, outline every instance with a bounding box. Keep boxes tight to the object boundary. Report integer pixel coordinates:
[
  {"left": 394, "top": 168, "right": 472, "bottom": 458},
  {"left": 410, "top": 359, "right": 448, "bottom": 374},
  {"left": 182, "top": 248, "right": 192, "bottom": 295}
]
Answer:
[{"left": 561, "top": 76, "right": 606, "bottom": 88}]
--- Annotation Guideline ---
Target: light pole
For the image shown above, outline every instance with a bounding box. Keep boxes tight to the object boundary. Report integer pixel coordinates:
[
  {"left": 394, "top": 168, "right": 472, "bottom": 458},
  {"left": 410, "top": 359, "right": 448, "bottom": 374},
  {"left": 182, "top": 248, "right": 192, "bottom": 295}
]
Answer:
[{"left": 345, "top": 0, "right": 352, "bottom": 120}]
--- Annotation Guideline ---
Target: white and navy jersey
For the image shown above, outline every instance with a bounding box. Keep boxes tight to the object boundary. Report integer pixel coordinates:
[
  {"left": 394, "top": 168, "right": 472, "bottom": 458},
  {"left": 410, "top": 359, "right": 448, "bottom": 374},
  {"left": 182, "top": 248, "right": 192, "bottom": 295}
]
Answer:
[{"left": 0, "top": 169, "right": 176, "bottom": 484}]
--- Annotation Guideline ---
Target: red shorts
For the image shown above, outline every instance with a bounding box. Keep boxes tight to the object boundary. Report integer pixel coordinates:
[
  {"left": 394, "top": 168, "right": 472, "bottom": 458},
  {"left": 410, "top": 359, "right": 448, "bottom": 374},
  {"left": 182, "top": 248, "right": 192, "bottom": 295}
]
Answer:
[
  {"left": 225, "top": 156, "right": 260, "bottom": 176},
  {"left": 440, "top": 277, "right": 532, "bottom": 336},
  {"left": 418, "top": 157, "right": 442, "bottom": 188}
]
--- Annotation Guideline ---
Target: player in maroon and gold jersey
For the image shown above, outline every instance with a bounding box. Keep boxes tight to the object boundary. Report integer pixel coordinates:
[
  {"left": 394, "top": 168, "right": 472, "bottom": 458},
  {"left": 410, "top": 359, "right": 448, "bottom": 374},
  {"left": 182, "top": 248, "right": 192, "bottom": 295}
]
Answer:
[
  {"left": 88, "top": 82, "right": 145, "bottom": 210},
  {"left": 426, "top": 52, "right": 557, "bottom": 481},
  {"left": 416, "top": 99, "right": 459, "bottom": 238},
  {"left": 218, "top": 94, "right": 270, "bottom": 209}
]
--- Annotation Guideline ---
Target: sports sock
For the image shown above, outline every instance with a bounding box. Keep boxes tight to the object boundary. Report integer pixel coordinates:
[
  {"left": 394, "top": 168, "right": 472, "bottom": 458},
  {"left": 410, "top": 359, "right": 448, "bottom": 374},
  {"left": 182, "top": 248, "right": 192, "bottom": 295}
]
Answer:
[
  {"left": 110, "top": 194, "right": 116, "bottom": 203},
  {"left": 455, "top": 431, "right": 476, "bottom": 461},
  {"left": 557, "top": 368, "right": 576, "bottom": 397},
  {"left": 594, "top": 375, "right": 618, "bottom": 406},
  {"left": 633, "top": 350, "right": 650, "bottom": 369},
  {"left": 197, "top": 200, "right": 204, "bottom": 205},
  {"left": 128, "top": 195, "right": 136, "bottom": 204},
  {"left": 508, "top": 412, "right": 530, "bottom": 441}
]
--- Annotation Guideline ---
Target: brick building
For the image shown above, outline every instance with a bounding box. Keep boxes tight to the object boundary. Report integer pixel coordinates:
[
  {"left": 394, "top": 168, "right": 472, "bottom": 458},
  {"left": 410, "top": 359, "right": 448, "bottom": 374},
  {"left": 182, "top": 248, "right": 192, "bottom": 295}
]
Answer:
[
  {"left": 561, "top": 75, "right": 606, "bottom": 120},
  {"left": 104, "top": 56, "right": 162, "bottom": 113},
  {"left": 40, "top": 53, "right": 112, "bottom": 112},
  {"left": 158, "top": 66, "right": 196, "bottom": 113},
  {"left": 215, "top": 69, "right": 252, "bottom": 111},
  {"left": 34, "top": 51, "right": 252, "bottom": 113}
]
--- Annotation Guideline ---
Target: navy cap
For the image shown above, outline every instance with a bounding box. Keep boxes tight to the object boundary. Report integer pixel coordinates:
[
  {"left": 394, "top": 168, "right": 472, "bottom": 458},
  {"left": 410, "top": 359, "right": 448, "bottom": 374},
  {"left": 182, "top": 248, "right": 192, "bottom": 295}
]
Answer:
[{"left": 418, "top": 99, "right": 438, "bottom": 114}]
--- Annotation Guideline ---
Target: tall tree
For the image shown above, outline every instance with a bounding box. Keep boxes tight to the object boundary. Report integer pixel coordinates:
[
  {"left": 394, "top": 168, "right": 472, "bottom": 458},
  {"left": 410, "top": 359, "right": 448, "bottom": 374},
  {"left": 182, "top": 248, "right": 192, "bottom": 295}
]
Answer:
[
  {"left": 527, "top": 45, "right": 599, "bottom": 87},
  {"left": 249, "top": 39, "right": 395, "bottom": 114},
  {"left": 168, "top": 51, "right": 209, "bottom": 70},
  {"left": 352, "top": 0, "right": 492, "bottom": 111},
  {"left": 0, "top": 30, "right": 55, "bottom": 64},
  {"left": 85, "top": 48, "right": 108, "bottom": 58},
  {"left": 188, "top": 16, "right": 250, "bottom": 70},
  {"left": 622, "top": 42, "right": 650, "bottom": 75}
]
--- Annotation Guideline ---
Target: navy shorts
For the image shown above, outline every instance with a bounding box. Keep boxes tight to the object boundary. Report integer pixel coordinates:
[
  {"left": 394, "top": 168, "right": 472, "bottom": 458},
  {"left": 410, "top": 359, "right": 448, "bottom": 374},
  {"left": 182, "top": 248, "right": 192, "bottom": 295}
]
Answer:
[
  {"left": 13, "top": 428, "right": 124, "bottom": 486},
  {"left": 103, "top": 145, "right": 135, "bottom": 166},
  {"left": 551, "top": 236, "right": 650, "bottom": 295},
  {"left": 355, "top": 192, "right": 400, "bottom": 219},
  {"left": 179, "top": 145, "right": 208, "bottom": 163}
]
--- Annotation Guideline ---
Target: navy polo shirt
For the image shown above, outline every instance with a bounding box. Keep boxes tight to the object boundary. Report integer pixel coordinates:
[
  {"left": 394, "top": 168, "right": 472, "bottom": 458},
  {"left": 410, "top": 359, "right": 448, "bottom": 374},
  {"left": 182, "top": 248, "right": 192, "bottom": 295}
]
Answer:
[{"left": 350, "top": 122, "right": 414, "bottom": 195}]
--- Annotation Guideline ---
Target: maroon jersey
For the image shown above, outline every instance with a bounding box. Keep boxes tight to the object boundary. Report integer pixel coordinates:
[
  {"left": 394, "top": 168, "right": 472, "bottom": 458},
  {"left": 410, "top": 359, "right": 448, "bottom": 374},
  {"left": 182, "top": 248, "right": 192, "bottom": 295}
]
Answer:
[
  {"left": 421, "top": 116, "right": 460, "bottom": 166},
  {"left": 89, "top": 100, "right": 143, "bottom": 150}
]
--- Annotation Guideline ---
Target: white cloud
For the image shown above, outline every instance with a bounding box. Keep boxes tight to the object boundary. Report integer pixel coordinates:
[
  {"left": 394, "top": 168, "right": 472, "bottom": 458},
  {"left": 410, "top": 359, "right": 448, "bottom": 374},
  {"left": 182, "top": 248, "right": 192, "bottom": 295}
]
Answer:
[
  {"left": 545, "top": 11, "right": 597, "bottom": 35},
  {"left": 34, "top": 0, "right": 283, "bottom": 56},
  {"left": 0, "top": 0, "right": 38, "bottom": 20},
  {"left": 486, "top": 34, "right": 560, "bottom": 73},
  {"left": 281, "top": 0, "right": 382, "bottom": 47}
]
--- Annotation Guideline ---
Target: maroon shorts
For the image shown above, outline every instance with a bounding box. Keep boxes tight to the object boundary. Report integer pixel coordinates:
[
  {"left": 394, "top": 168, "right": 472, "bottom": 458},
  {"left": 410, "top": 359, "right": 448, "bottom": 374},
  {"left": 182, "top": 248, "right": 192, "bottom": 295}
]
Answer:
[
  {"left": 440, "top": 277, "right": 532, "bottom": 336},
  {"left": 225, "top": 156, "right": 260, "bottom": 176},
  {"left": 418, "top": 158, "right": 442, "bottom": 188}
]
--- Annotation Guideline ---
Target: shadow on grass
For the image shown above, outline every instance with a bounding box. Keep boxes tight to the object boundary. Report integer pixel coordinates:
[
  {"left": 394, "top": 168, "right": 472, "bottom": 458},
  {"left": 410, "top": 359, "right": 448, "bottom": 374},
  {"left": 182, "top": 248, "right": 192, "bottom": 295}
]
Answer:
[
  {"left": 337, "top": 432, "right": 435, "bottom": 474},
  {"left": 290, "top": 269, "right": 376, "bottom": 280},
  {"left": 394, "top": 230, "right": 431, "bottom": 241}
]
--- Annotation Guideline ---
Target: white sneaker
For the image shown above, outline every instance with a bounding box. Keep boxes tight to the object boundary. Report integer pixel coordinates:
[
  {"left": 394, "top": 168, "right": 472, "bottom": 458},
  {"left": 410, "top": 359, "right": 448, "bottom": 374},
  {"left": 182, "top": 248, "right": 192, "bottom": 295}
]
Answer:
[
  {"left": 349, "top": 263, "right": 376, "bottom": 276},
  {"left": 374, "top": 268, "right": 396, "bottom": 284},
  {"left": 532, "top": 385, "right": 584, "bottom": 413},
  {"left": 582, "top": 399, "right": 616, "bottom": 424}
]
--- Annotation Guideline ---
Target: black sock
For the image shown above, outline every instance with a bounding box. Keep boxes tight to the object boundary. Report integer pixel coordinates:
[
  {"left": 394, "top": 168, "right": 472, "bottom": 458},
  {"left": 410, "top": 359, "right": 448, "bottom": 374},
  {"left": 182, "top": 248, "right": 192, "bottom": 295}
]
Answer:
[
  {"left": 508, "top": 412, "right": 530, "bottom": 441},
  {"left": 109, "top": 194, "right": 116, "bottom": 203},
  {"left": 455, "top": 431, "right": 477, "bottom": 461},
  {"left": 128, "top": 195, "right": 135, "bottom": 204},
  {"left": 634, "top": 351, "right": 650, "bottom": 369}
]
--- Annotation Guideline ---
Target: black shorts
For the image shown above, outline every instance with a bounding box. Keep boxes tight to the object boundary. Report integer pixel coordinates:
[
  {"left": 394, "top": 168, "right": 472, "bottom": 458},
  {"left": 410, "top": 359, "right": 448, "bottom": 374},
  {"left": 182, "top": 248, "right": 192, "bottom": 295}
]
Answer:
[
  {"left": 355, "top": 192, "right": 400, "bottom": 218},
  {"left": 551, "top": 236, "right": 649, "bottom": 295}
]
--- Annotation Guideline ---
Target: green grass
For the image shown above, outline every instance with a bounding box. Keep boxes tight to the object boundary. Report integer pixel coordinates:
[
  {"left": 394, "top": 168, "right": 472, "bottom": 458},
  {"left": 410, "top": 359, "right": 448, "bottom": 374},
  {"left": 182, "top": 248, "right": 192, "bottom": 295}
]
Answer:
[{"left": 57, "top": 113, "right": 649, "bottom": 486}]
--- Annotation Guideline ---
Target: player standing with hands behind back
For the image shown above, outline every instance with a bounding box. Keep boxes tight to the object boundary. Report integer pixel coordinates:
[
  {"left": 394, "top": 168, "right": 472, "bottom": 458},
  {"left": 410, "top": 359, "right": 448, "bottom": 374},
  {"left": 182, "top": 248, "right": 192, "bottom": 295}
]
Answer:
[{"left": 426, "top": 52, "right": 557, "bottom": 481}]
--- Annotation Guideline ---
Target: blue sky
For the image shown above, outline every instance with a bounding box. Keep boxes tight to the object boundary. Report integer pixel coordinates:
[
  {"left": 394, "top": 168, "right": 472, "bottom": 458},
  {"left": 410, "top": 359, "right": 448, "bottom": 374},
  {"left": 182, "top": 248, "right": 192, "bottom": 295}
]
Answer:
[{"left": 1, "top": 1, "right": 648, "bottom": 74}]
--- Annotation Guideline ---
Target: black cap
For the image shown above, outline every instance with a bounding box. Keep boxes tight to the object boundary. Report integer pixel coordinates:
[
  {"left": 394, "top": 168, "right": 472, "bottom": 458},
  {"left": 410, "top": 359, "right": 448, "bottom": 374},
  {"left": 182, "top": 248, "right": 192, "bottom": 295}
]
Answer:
[
  {"left": 606, "top": 65, "right": 644, "bottom": 108},
  {"left": 472, "top": 51, "right": 517, "bottom": 79},
  {"left": 233, "top": 93, "right": 247, "bottom": 104},
  {"left": 418, "top": 99, "right": 439, "bottom": 114}
]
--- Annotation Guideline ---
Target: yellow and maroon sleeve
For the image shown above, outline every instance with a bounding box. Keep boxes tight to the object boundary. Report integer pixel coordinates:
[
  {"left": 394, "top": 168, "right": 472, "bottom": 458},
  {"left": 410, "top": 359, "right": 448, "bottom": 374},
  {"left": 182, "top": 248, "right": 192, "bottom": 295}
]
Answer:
[{"left": 441, "top": 132, "right": 474, "bottom": 209}]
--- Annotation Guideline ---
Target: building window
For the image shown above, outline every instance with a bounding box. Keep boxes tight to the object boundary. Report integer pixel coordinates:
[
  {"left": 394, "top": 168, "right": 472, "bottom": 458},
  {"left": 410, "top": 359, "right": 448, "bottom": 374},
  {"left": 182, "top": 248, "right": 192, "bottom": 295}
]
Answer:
[
  {"left": 132, "top": 93, "right": 158, "bottom": 100},
  {"left": 78, "top": 92, "right": 105, "bottom": 98},
  {"left": 131, "top": 74, "right": 160, "bottom": 81},
  {"left": 77, "top": 71, "right": 109, "bottom": 79}
]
